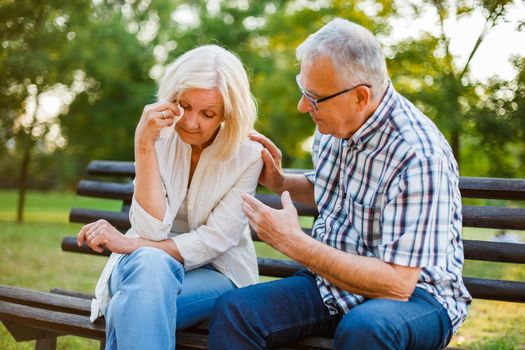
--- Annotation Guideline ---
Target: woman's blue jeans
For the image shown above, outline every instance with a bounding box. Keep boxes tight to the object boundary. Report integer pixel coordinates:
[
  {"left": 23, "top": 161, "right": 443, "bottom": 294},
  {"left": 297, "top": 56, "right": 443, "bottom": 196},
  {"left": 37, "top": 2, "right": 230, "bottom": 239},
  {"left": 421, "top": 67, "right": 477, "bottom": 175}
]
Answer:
[
  {"left": 209, "top": 270, "right": 453, "bottom": 350},
  {"left": 105, "top": 247, "right": 235, "bottom": 350}
]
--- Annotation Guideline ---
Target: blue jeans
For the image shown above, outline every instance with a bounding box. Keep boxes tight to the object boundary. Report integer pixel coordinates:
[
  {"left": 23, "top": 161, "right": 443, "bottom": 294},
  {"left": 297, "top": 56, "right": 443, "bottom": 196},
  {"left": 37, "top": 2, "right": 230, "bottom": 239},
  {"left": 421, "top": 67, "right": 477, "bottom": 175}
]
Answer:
[
  {"left": 209, "top": 270, "right": 453, "bottom": 350},
  {"left": 105, "top": 247, "right": 235, "bottom": 350}
]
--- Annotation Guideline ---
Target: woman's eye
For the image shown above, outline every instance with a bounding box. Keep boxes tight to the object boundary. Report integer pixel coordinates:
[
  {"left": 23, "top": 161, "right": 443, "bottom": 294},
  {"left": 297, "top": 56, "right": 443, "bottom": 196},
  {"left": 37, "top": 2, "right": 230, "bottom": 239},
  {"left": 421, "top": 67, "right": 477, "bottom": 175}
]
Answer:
[{"left": 204, "top": 113, "right": 215, "bottom": 118}]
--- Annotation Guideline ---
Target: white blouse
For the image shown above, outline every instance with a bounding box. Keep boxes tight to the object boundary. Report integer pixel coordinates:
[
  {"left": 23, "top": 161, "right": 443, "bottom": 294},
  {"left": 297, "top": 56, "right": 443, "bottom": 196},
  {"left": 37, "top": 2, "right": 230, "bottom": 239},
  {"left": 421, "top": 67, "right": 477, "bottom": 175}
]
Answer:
[{"left": 90, "top": 127, "right": 263, "bottom": 322}]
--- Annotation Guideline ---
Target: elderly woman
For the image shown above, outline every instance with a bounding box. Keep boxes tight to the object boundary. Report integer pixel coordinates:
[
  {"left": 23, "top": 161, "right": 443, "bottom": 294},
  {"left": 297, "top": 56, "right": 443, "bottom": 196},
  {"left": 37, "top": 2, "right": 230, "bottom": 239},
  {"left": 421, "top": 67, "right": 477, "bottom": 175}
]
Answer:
[{"left": 76, "top": 45, "right": 263, "bottom": 349}]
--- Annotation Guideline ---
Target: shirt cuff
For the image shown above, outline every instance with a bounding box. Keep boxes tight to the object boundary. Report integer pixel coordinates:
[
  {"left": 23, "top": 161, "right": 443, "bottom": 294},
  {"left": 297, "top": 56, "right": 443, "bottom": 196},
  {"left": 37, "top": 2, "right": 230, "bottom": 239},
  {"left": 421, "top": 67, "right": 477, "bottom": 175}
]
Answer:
[{"left": 129, "top": 195, "right": 173, "bottom": 240}]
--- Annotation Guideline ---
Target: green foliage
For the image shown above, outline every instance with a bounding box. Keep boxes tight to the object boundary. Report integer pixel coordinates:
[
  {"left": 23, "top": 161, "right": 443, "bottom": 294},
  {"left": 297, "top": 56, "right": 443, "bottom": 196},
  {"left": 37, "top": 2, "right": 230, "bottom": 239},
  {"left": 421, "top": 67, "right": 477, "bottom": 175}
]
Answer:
[{"left": 0, "top": 0, "right": 524, "bottom": 188}]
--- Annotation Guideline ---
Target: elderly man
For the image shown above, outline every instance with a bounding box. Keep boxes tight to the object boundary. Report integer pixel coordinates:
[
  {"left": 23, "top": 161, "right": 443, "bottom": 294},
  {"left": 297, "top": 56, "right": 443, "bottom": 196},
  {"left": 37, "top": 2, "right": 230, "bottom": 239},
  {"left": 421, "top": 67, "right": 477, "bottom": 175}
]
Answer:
[{"left": 209, "top": 18, "right": 471, "bottom": 350}]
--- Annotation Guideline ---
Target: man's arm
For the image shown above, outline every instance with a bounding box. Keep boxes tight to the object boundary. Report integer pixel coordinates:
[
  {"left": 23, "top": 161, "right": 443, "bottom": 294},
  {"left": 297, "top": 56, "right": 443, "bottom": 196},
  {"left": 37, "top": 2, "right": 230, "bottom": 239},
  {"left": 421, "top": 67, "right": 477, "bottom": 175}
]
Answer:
[
  {"left": 250, "top": 132, "right": 315, "bottom": 206},
  {"left": 241, "top": 191, "right": 420, "bottom": 301}
]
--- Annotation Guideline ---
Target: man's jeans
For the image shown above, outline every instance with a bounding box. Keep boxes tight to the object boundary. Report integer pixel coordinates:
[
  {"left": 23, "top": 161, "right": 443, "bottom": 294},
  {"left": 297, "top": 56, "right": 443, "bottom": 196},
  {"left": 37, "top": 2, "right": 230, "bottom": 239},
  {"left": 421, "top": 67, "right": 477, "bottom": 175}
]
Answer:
[
  {"left": 105, "top": 247, "right": 235, "bottom": 350},
  {"left": 209, "top": 270, "right": 452, "bottom": 350}
]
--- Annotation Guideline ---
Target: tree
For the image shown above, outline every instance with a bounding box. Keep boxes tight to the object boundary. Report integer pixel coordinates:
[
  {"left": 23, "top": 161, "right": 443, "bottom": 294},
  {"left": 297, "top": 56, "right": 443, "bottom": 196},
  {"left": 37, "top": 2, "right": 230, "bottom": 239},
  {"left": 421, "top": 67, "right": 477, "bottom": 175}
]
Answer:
[
  {"left": 0, "top": 0, "right": 91, "bottom": 222},
  {"left": 387, "top": 0, "right": 517, "bottom": 171}
]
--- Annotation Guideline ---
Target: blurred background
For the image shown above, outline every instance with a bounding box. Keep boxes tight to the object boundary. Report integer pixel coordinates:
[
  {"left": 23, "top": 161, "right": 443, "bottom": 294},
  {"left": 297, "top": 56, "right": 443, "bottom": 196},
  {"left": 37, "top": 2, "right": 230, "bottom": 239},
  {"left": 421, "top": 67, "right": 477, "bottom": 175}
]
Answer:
[{"left": 1, "top": 0, "right": 524, "bottom": 348}]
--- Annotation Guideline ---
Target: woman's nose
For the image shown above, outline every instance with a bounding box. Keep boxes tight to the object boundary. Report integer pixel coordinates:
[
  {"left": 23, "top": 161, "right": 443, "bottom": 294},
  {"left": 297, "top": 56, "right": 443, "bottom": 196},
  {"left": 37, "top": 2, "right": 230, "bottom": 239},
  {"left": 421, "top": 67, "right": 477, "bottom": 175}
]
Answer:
[{"left": 182, "top": 111, "right": 198, "bottom": 128}]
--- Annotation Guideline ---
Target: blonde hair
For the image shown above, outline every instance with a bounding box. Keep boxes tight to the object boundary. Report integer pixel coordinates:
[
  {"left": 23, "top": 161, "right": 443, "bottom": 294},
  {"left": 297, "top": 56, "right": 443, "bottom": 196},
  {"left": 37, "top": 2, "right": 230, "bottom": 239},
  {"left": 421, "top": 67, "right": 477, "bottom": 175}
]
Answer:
[{"left": 157, "top": 45, "right": 257, "bottom": 159}]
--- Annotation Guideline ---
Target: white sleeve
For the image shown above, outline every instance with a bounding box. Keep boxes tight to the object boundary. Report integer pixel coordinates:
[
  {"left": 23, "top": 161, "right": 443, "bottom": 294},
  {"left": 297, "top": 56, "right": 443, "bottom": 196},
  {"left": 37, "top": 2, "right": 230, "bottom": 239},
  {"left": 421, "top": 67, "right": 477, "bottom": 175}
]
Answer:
[
  {"left": 171, "top": 157, "right": 263, "bottom": 270},
  {"left": 128, "top": 187, "right": 175, "bottom": 241}
]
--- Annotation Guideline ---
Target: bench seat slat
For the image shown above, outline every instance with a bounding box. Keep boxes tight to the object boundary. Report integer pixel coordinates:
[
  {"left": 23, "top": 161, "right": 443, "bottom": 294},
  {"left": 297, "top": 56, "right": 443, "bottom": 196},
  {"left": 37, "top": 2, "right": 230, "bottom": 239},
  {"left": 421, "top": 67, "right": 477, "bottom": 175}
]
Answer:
[
  {"left": 0, "top": 285, "right": 91, "bottom": 316},
  {"left": 0, "top": 301, "right": 105, "bottom": 339}
]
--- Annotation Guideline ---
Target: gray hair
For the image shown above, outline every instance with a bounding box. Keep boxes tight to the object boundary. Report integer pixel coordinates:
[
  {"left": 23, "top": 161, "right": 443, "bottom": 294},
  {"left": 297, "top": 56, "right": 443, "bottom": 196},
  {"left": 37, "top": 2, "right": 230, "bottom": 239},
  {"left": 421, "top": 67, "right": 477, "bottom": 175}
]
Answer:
[
  {"left": 296, "top": 18, "right": 388, "bottom": 101},
  {"left": 158, "top": 45, "right": 257, "bottom": 160}
]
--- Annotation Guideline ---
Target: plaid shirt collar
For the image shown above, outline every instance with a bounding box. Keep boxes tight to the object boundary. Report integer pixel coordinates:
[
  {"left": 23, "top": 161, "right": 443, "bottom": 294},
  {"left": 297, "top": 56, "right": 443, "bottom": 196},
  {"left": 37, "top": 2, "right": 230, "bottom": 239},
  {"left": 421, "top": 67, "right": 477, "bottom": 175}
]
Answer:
[{"left": 346, "top": 81, "right": 396, "bottom": 147}]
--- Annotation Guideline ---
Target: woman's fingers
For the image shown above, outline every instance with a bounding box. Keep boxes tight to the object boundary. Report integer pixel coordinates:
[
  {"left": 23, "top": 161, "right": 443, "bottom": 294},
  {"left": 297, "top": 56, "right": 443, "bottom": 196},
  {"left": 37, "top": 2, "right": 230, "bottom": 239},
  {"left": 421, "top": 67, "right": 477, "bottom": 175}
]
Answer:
[{"left": 77, "top": 221, "right": 98, "bottom": 246}]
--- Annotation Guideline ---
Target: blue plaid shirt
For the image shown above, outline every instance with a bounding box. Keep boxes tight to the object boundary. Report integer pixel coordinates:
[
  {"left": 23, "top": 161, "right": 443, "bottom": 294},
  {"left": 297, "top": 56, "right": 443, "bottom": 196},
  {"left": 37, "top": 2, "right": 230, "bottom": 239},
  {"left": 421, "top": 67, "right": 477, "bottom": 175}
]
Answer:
[{"left": 305, "top": 82, "right": 471, "bottom": 333}]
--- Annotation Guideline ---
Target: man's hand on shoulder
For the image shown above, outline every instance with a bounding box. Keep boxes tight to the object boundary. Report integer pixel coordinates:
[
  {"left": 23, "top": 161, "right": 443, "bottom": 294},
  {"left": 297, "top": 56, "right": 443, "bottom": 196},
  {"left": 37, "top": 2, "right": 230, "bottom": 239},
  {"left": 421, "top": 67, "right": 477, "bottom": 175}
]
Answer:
[{"left": 249, "top": 132, "right": 285, "bottom": 193}]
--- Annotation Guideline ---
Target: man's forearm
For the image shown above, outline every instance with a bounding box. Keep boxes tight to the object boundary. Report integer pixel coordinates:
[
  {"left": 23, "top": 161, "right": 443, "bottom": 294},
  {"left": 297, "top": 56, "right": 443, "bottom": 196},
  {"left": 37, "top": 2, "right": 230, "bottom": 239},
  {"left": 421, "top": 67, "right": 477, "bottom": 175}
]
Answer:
[
  {"left": 283, "top": 232, "right": 420, "bottom": 300},
  {"left": 279, "top": 174, "right": 315, "bottom": 206}
]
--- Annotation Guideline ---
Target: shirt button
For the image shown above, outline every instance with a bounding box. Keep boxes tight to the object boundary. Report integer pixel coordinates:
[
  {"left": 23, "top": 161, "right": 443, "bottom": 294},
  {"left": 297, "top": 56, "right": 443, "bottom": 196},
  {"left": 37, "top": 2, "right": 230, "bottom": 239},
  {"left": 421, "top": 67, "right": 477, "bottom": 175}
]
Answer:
[
  {"left": 336, "top": 205, "right": 341, "bottom": 210},
  {"left": 327, "top": 227, "right": 331, "bottom": 232}
]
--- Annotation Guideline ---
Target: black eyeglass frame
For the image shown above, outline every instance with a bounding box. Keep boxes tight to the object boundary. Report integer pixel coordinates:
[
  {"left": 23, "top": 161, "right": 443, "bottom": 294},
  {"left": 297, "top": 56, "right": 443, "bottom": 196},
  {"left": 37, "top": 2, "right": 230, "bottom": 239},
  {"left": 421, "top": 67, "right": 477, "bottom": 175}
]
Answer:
[{"left": 296, "top": 75, "right": 372, "bottom": 110}]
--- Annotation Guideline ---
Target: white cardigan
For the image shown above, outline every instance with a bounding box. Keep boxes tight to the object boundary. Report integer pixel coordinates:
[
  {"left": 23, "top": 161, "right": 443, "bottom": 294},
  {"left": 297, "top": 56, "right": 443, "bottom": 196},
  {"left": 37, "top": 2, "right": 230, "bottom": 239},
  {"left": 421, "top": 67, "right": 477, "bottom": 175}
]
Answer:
[{"left": 90, "top": 128, "right": 263, "bottom": 322}]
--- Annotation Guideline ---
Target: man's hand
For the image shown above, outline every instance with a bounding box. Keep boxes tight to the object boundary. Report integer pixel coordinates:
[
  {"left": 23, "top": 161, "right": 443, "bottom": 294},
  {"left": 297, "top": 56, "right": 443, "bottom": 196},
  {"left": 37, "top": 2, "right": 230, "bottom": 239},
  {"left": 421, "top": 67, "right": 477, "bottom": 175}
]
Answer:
[
  {"left": 249, "top": 132, "right": 285, "bottom": 193},
  {"left": 77, "top": 219, "right": 137, "bottom": 254},
  {"left": 241, "top": 191, "right": 303, "bottom": 255}
]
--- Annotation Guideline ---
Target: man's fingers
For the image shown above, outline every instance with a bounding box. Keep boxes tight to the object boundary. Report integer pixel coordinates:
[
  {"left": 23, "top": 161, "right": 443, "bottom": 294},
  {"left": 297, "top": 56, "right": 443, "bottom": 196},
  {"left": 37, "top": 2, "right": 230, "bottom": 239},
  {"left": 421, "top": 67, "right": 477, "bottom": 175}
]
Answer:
[
  {"left": 280, "top": 191, "right": 295, "bottom": 210},
  {"left": 261, "top": 148, "right": 278, "bottom": 171},
  {"left": 250, "top": 132, "right": 282, "bottom": 163},
  {"left": 240, "top": 192, "right": 264, "bottom": 211}
]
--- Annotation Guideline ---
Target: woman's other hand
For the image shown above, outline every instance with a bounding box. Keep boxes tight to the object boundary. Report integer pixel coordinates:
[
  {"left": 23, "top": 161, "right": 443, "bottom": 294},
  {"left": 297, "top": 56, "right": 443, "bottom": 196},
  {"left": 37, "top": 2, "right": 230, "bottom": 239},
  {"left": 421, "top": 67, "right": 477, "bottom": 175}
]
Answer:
[
  {"left": 134, "top": 102, "right": 183, "bottom": 149},
  {"left": 77, "top": 219, "right": 137, "bottom": 254}
]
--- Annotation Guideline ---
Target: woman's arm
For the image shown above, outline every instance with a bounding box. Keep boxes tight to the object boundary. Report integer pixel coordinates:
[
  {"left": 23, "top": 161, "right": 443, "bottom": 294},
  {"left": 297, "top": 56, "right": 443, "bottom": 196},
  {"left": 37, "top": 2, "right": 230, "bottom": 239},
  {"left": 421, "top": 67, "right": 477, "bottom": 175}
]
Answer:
[
  {"left": 133, "top": 102, "right": 182, "bottom": 220},
  {"left": 77, "top": 219, "right": 183, "bottom": 261}
]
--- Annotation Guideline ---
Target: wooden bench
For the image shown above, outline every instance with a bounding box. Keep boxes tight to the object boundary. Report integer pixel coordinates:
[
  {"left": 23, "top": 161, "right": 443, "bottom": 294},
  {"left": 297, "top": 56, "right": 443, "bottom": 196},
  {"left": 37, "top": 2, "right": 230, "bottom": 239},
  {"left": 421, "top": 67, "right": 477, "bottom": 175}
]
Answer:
[{"left": 1, "top": 159, "right": 525, "bottom": 349}]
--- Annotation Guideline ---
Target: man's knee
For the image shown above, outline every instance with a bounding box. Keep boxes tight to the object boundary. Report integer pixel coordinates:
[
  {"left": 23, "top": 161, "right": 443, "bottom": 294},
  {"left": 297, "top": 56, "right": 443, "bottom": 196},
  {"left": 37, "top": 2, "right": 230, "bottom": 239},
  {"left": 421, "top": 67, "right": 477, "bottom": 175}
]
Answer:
[{"left": 334, "top": 306, "right": 397, "bottom": 348}]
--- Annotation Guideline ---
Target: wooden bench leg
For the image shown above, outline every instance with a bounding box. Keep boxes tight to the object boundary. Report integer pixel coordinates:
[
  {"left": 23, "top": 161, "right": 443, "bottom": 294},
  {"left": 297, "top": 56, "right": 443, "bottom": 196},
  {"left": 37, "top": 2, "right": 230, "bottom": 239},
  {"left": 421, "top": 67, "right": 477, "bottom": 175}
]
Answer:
[
  {"left": 35, "top": 335, "right": 57, "bottom": 350},
  {"left": 100, "top": 338, "right": 106, "bottom": 350}
]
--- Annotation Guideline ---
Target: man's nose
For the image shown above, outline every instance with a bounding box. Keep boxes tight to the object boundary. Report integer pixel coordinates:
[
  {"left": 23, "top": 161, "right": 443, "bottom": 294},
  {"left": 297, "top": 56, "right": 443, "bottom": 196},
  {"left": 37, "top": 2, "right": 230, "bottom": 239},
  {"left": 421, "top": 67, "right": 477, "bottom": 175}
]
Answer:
[{"left": 298, "top": 95, "right": 314, "bottom": 114}]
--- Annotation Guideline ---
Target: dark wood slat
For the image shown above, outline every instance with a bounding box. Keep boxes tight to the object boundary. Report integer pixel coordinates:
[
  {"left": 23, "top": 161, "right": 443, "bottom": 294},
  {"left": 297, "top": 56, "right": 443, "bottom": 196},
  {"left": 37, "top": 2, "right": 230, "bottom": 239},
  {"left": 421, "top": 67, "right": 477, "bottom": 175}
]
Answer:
[
  {"left": 77, "top": 180, "right": 133, "bottom": 200},
  {"left": 258, "top": 258, "right": 303, "bottom": 277},
  {"left": 463, "top": 240, "right": 525, "bottom": 264},
  {"left": 462, "top": 206, "right": 525, "bottom": 230},
  {"left": 0, "top": 285, "right": 91, "bottom": 316},
  {"left": 464, "top": 277, "right": 525, "bottom": 302},
  {"left": 459, "top": 176, "right": 525, "bottom": 200},
  {"left": 255, "top": 193, "right": 318, "bottom": 217},
  {"left": 69, "top": 208, "right": 130, "bottom": 230},
  {"left": 62, "top": 237, "right": 110, "bottom": 256},
  {"left": 0, "top": 301, "right": 105, "bottom": 340},
  {"left": 61, "top": 236, "right": 525, "bottom": 267},
  {"left": 251, "top": 228, "right": 312, "bottom": 242},
  {"left": 87, "top": 160, "right": 134, "bottom": 177},
  {"left": 50, "top": 289, "right": 94, "bottom": 300},
  {"left": 85, "top": 161, "right": 525, "bottom": 201}
]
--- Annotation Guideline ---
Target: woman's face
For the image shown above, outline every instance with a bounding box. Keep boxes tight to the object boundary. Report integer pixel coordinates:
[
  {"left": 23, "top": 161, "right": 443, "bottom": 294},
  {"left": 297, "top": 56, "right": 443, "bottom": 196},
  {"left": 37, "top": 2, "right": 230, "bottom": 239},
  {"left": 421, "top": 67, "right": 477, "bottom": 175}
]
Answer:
[{"left": 175, "top": 88, "right": 225, "bottom": 149}]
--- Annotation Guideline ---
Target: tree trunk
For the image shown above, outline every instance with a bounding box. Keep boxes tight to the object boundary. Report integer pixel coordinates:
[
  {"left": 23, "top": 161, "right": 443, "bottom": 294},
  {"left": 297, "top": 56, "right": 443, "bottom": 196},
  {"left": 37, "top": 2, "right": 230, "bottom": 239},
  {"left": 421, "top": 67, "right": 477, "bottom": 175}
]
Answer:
[{"left": 16, "top": 142, "right": 33, "bottom": 223}]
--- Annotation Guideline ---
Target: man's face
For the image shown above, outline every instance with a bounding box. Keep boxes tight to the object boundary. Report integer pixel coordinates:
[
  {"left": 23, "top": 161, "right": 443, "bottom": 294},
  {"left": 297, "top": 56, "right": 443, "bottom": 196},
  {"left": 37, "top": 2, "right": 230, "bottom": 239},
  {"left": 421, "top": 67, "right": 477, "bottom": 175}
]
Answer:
[{"left": 297, "top": 57, "right": 369, "bottom": 139}]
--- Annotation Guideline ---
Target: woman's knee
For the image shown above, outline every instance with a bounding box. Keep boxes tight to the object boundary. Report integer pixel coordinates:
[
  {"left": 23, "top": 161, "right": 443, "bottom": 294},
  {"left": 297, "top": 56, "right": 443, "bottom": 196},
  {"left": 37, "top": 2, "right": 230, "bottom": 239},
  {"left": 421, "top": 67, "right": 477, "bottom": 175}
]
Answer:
[{"left": 123, "top": 247, "right": 184, "bottom": 285}]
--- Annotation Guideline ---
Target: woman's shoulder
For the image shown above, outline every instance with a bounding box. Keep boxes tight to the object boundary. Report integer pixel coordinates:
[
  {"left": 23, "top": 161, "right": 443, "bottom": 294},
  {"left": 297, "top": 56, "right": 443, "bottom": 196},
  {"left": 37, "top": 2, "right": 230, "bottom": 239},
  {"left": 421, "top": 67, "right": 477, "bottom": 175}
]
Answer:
[{"left": 236, "top": 137, "right": 263, "bottom": 162}]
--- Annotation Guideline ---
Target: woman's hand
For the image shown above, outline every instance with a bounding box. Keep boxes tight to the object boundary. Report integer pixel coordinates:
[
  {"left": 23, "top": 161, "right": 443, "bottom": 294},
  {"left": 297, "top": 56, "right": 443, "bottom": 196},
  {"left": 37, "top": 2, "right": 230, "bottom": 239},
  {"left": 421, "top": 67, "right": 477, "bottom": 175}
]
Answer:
[
  {"left": 134, "top": 102, "right": 183, "bottom": 149},
  {"left": 77, "top": 219, "right": 137, "bottom": 254}
]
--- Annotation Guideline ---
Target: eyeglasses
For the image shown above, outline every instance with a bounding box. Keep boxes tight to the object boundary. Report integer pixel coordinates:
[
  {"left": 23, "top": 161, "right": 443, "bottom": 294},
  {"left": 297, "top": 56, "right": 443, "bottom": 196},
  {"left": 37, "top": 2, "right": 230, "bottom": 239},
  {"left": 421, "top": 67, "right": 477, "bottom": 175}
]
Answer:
[{"left": 296, "top": 75, "right": 372, "bottom": 110}]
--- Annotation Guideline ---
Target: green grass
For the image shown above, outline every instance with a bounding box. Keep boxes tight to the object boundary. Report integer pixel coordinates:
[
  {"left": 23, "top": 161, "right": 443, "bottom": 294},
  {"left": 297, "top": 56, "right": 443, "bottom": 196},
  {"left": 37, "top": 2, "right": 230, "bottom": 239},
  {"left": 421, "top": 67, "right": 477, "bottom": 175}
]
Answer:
[{"left": 1, "top": 190, "right": 525, "bottom": 349}]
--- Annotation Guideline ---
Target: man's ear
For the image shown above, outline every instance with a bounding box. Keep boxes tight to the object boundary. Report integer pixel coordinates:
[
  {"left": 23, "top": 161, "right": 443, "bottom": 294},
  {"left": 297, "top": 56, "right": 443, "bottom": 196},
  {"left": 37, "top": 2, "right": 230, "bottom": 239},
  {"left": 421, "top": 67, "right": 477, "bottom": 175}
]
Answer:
[{"left": 354, "top": 86, "right": 371, "bottom": 113}]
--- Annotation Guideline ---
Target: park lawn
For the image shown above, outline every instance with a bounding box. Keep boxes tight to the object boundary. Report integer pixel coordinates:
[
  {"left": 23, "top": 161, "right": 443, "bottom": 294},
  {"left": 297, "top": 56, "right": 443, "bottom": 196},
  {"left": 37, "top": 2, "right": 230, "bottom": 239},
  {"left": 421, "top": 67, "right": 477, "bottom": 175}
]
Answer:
[{"left": 0, "top": 190, "right": 524, "bottom": 349}]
